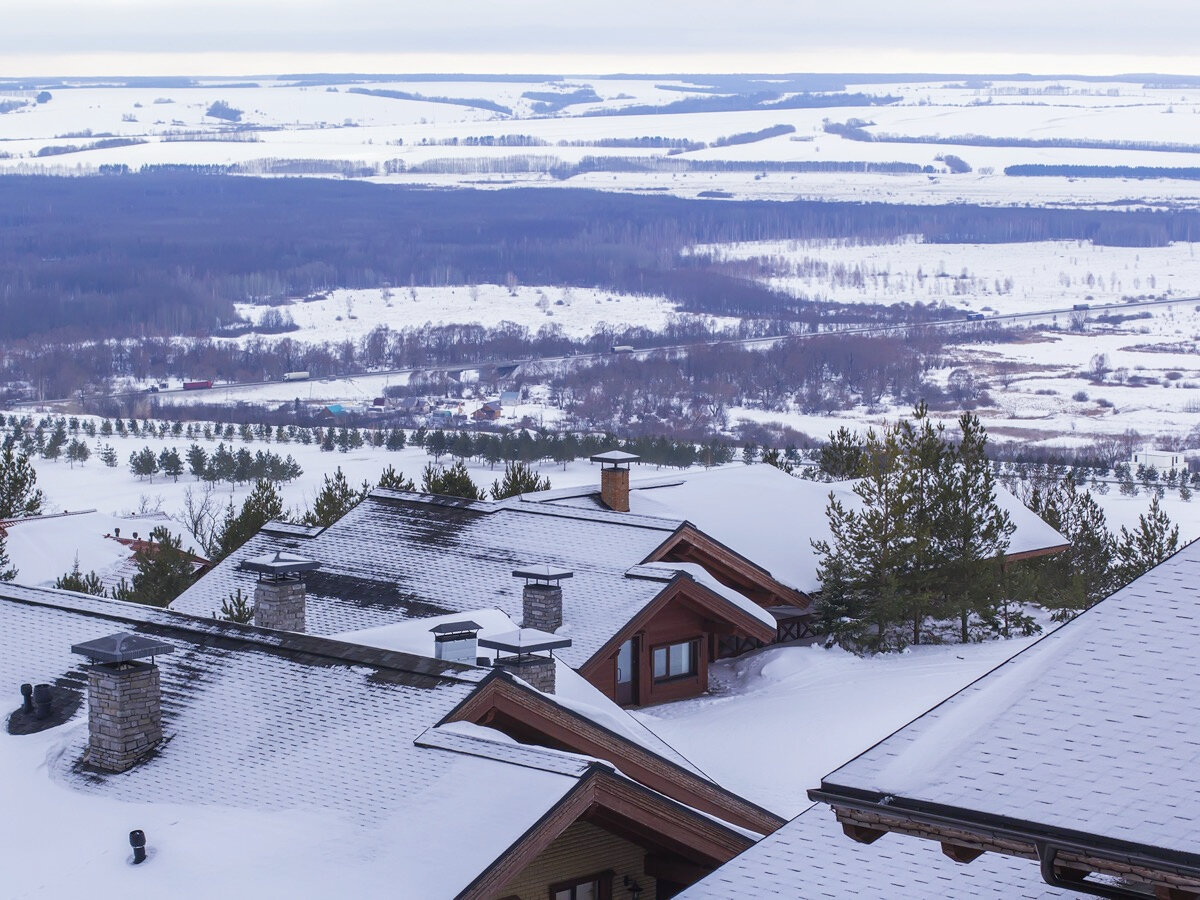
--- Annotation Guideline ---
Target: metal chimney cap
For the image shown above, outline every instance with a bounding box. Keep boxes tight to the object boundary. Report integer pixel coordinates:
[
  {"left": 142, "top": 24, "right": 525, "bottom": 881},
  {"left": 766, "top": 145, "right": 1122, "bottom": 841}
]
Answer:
[
  {"left": 479, "top": 628, "right": 572, "bottom": 654},
  {"left": 590, "top": 450, "right": 640, "bottom": 467},
  {"left": 71, "top": 632, "right": 175, "bottom": 664},
  {"left": 243, "top": 550, "right": 321, "bottom": 578},
  {"left": 512, "top": 565, "right": 573, "bottom": 584},
  {"left": 429, "top": 620, "right": 483, "bottom": 635}
]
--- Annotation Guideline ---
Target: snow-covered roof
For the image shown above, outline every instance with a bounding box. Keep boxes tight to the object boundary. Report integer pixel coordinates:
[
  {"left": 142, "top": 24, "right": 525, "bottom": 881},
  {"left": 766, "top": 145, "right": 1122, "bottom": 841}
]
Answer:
[
  {"left": 680, "top": 804, "right": 1071, "bottom": 899},
  {"left": 818, "top": 536, "right": 1200, "bottom": 865},
  {"left": 173, "top": 490, "right": 765, "bottom": 670},
  {"left": 524, "top": 465, "right": 1067, "bottom": 594},
  {"left": 2, "top": 509, "right": 193, "bottom": 588},
  {"left": 0, "top": 583, "right": 743, "bottom": 897}
]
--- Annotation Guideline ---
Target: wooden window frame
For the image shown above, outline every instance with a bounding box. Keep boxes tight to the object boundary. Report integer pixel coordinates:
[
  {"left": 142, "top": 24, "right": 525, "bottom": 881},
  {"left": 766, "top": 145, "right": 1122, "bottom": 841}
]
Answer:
[
  {"left": 547, "top": 869, "right": 613, "bottom": 900},
  {"left": 651, "top": 638, "right": 699, "bottom": 683}
]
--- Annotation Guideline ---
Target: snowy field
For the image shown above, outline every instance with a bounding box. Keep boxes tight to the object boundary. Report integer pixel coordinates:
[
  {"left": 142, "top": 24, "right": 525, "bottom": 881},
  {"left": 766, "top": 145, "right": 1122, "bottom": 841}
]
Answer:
[
  {"left": 230, "top": 283, "right": 701, "bottom": 345},
  {"left": 698, "top": 238, "right": 1200, "bottom": 312},
  {"left": 635, "top": 636, "right": 1044, "bottom": 817},
  {"left": 5, "top": 76, "right": 1200, "bottom": 207}
]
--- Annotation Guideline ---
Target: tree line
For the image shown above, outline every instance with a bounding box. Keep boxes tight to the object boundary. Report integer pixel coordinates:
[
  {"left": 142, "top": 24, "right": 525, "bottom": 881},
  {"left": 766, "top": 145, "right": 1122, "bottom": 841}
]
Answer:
[{"left": 813, "top": 409, "right": 1181, "bottom": 652}]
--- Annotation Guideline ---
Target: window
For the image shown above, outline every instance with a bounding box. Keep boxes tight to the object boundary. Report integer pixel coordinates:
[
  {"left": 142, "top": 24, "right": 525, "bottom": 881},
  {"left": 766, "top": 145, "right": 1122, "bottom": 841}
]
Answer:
[
  {"left": 652, "top": 639, "right": 698, "bottom": 681},
  {"left": 549, "top": 870, "right": 612, "bottom": 900}
]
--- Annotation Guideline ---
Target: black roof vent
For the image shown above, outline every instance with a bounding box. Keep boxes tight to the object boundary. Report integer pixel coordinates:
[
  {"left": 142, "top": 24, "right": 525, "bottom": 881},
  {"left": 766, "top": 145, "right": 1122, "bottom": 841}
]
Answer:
[{"left": 71, "top": 632, "right": 175, "bottom": 664}]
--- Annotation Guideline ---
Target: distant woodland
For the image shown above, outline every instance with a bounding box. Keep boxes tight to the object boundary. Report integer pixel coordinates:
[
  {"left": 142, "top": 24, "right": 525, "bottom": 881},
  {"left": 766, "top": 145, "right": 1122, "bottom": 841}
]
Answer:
[{"left": 1, "top": 173, "right": 1198, "bottom": 350}]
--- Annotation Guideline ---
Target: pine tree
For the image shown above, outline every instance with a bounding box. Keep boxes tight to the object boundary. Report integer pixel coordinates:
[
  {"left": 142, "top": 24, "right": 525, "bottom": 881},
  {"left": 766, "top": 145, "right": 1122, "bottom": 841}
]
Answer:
[
  {"left": 0, "top": 530, "right": 16, "bottom": 582},
  {"left": 110, "top": 526, "right": 197, "bottom": 607},
  {"left": 214, "top": 479, "right": 284, "bottom": 561},
  {"left": 99, "top": 444, "right": 118, "bottom": 467},
  {"left": 129, "top": 446, "right": 159, "bottom": 482},
  {"left": 421, "top": 461, "right": 485, "bottom": 500},
  {"left": 377, "top": 465, "right": 415, "bottom": 492},
  {"left": 812, "top": 425, "right": 911, "bottom": 651},
  {"left": 935, "top": 412, "right": 1014, "bottom": 641},
  {"left": 159, "top": 447, "right": 184, "bottom": 482},
  {"left": 0, "top": 444, "right": 44, "bottom": 518},
  {"left": 1114, "top": 495, "right": 1180, "bottom": 588},
  {"left": 490, "top": 461, "right": 551, "bottom": 499},
  {"left": 54, "top": 556, "right": 105, "bottom": 595},
  {"left": 820, "top": 426, "right": 868, "bottom": 479},
  {"left": 1025, "top": 473, "right": 1115, "bottom": 619},
  {"left": 66, "top": 438, "right": 91, "bottom": 468},
  {"left": 187, "top": 444, "right": 208, "bottom": 479},
  {"left": 219, "top": 588, "right": 255, "bottom": 624},
  {"left": 302, "top": 467, "right": 368, "bottom": 527}
]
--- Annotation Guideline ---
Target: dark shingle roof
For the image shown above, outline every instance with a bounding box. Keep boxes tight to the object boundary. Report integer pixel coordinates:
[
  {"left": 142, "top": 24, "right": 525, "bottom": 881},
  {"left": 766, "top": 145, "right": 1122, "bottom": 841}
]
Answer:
[
  {"left": 680, "top": 805, "right": 1071, "bottom": 899},
  {"left": 172, "top": 490, "right": 687, "bottom": 668}
]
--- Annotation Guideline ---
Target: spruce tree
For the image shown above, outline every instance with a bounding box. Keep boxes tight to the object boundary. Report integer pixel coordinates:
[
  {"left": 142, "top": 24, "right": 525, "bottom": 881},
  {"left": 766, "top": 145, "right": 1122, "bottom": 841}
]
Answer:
[
  {"left": 820, "top": 427, "right": 868, "bottom": 479},
  {"left": 1025, "top": 473, "right": 1115, "bottom": 619},
  {"left": 219, "top": 588, "right": 255, "bottom": 624}
]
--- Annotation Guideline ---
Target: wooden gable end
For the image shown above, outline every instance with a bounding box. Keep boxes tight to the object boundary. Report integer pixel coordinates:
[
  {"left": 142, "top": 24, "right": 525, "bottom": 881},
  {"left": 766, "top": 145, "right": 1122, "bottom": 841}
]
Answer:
[
  {"left": 444, "top": 672, "right": 784, "bottom": 836},
  {"left": 461, "top": 765, "right": 757, "bottom": 900},
  {"left": 645, "top": 523, "right": 810, "bottom": 610}
]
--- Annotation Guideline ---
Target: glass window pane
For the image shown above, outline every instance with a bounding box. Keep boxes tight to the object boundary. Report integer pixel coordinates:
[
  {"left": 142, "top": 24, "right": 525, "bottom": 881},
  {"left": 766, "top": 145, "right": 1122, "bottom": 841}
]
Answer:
[
  {"left": 653, "top": 647, "right": 667, "bottom": 678},
  {"left": 670, "top": 641, "right": 686, "bottom": 675},
  {"left": 682, "top": 640, "right": 694, "bottom": 674},
  {"left": 554, "top": 891, "right": 571, "bottom": 900},
  {"left": 577, "top": 882, "right": 597, "bottom": 900}
]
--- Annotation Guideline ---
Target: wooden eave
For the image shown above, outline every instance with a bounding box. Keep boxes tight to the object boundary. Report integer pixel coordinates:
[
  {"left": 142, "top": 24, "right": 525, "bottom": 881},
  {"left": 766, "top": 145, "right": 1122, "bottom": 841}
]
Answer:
[
  {"left": 460, "top": 764, "right": 756, "bottom": 900},
  {"left": 809, "top": 788, "right": 1200, "bottom": 898},
  {"left": 443, "top": 671, "right": 785, "bottom": 836},
  {"left": 1003, "top": 542, "right": 1071, "bottom": 564},
  {"left": 645, "top": 522, "right": 810, "bottom": 610},
  {"left": 579, "top": 574, "right": 779, "bottom": 683}
]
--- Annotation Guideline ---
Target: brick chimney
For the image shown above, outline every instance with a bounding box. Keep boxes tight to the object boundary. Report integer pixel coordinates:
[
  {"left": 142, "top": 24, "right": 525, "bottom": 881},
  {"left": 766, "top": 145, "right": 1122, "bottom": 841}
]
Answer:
[
  {"left": 480, "top": 628, "right": 572, "bottom": 695},
  {"left": 244, "top": 550, "right": 321, "bottom": 633},
  {"left": 514, "top": 565, "right": 573, "bottom": 634},
  {"left": 72, "top": 632, "right": 175, "bottom": 773},
  {"left": 591, "top": 450, "right": 640, "bottom": 513}
]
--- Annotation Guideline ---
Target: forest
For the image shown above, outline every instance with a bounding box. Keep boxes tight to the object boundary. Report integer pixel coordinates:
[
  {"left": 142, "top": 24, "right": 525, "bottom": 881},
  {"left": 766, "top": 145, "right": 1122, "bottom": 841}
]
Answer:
[{"left": 1, "top": 173, "right": 1198, "bottom": 349}]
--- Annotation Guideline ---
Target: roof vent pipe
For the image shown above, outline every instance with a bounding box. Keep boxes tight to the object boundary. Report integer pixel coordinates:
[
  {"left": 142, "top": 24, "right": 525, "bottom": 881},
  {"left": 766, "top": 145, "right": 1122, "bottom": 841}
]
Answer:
[{"left": 430, "top": 621, "right": 483, "bottom": 665}]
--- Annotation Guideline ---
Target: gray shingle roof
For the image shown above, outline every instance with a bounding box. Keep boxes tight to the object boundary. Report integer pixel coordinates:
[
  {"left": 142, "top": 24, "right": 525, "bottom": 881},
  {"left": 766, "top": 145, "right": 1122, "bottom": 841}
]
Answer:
[
  {"left": 0, "top": 583, "right": 697, "bottom": 896},
  {"left": 172, "top": 490, "right": 689, "bottom": 669},
  {"left": 679, "top": 804, "right": 1071, "bottom": 899},
  {"left": 819, "top": 537, "right": 1200, "bottom": 864}
]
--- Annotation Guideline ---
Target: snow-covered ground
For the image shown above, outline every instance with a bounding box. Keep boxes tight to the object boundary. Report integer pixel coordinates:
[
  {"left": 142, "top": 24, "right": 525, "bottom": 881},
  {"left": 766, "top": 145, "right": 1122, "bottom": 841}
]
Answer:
[
  {"left": 634, "top": 636, "right": 1044, "bottom": 817},
  {"left": 5, "top": 76, "right": 1200, "bottom": 207},
  {"left": 698, "top": 238, "right": 1200, "bottom": 312},
  {"left": 229, "top": 283, "right": 701, "bottom": 345}
]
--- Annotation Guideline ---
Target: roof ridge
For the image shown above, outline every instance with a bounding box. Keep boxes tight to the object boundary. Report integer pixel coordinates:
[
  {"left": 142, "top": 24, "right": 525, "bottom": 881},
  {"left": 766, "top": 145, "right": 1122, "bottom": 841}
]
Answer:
[
  {"left": 415, "top": 724, "right": 602, "bottom": 777},
  {"left": 0, "top": 582, "right": 487, "bottom": 684}
]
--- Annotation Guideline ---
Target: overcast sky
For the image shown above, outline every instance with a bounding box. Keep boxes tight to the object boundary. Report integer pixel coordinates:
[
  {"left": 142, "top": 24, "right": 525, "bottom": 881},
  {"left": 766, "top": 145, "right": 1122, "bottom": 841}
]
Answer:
[{"left": 3, "top": 1, "right": 1199, "bottom": 78}]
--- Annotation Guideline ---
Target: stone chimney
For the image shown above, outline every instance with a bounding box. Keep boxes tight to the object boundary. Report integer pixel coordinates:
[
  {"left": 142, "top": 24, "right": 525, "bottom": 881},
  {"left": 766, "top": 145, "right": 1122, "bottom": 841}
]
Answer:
[
  {"left": 480, "top": 628, "right": 572, "bottom": 695},
  {"left": 591, "top": 450, "right": 640, "bottom": 513},
  {"left": 514, "top": 565, "right": 573, "bottom": 634},
  {"left": 71, "top": 632, "right": 175, "bottom": 773},
  {"left": 243, "top": 550, "right": 321, "bottom": 633}
]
